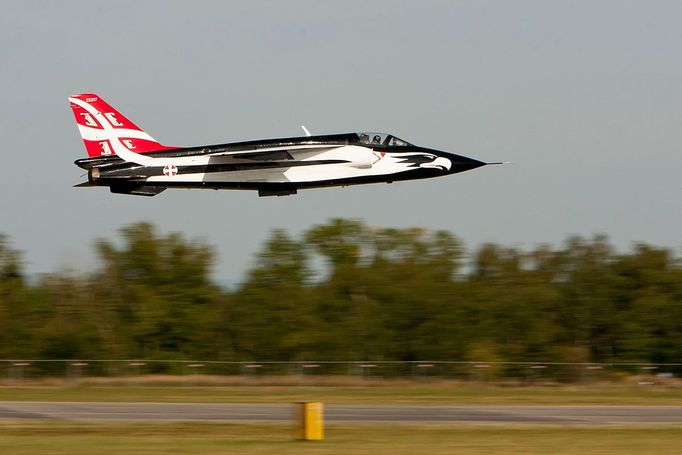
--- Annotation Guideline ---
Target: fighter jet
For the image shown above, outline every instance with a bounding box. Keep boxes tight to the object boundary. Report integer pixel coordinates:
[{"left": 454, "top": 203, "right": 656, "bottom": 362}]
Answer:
[{"left": 70, "top": 93, "right": 494, "bottom": 197}]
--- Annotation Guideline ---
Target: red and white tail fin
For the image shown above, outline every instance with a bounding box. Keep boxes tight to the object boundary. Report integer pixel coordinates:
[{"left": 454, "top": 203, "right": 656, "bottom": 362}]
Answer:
[{"left": 68, "top": 93, "right": 177, "bottom": 158}]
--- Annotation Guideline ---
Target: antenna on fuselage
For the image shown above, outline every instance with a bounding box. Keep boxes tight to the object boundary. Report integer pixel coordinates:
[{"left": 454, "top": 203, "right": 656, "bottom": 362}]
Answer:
[{"left": 301, "top": 125, "right": 312, "bottom": 137}]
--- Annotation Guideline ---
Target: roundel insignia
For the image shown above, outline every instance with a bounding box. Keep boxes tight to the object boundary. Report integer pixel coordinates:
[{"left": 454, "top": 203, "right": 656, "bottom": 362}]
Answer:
[{"left": 163, "top": 164, "right": 178, "bottom": 177}]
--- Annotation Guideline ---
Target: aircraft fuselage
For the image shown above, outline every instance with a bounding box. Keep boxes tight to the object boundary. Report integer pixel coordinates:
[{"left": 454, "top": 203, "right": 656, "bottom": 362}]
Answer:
[{"left": 75, "top": 132, "right": 486, "bottom": 197}]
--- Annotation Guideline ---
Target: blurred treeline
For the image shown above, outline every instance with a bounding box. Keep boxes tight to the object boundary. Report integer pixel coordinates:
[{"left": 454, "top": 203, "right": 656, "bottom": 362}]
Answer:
[{"left": 0, "top": 219, "right": 680, "bottom": 370}]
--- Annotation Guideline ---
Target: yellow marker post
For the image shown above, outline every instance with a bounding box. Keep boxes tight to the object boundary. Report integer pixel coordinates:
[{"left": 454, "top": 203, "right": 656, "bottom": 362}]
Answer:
[{"left": 296, "top": 401, "right": 324, "bottom": 441}]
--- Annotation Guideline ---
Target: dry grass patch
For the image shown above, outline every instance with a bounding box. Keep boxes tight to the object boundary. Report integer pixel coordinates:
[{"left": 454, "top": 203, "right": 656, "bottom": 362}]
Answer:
[{"left": 0, "top": 422, "right": 681, "bottom": 455}]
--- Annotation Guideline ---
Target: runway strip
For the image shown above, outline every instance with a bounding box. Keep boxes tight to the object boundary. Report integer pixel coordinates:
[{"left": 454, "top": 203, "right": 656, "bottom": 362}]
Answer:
[{"left": 1, "top": 402, "right": 682, "bottom": 424}]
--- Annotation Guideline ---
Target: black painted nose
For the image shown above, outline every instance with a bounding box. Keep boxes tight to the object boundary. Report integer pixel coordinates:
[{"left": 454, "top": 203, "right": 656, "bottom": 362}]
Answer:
[{"left": 435, "top": 149, "right": 487, "bottom": 174}]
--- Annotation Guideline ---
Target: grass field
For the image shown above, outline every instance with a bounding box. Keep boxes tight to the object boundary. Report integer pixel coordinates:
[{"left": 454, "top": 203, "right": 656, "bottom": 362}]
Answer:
[
  {"left": 2, "top": 381, "right": 680, "bottom": 454},
  {"left": 1, "top": 382, "right": 681, "bottom": 405},
  {"left": 0, "top": 422, "right": 680, "bottom": 454}
]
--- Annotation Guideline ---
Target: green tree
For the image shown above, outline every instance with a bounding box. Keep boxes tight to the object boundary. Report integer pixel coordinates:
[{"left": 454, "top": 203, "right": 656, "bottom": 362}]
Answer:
[
  {"left": 92, "top": 223, "right": 219, "bottom": 361},
  {"left": 229, "top": 229, "right": 312, "bottom": 361}
]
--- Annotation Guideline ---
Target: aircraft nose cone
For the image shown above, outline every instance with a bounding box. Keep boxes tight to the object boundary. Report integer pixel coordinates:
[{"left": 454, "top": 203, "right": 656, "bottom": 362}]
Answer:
[{"left": 441, "top": 152, "right": 487, "bottom": 174}]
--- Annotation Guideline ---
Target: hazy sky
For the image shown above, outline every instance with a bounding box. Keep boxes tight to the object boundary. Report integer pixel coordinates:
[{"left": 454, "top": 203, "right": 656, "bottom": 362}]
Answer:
[{"left": 1, "top": 0, "right": 680, "bottom": 284}]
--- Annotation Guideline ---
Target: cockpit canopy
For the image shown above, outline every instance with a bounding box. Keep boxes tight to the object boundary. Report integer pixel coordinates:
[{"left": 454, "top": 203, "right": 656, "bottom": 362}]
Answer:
[{"left": 355, "top": 132, "right": 412, "bottom": 147}]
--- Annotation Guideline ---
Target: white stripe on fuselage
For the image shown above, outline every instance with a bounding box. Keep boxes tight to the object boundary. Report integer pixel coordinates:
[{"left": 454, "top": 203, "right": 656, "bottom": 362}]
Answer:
[{"left": 143, "top": 151, "right": 432, "bottom": 185}]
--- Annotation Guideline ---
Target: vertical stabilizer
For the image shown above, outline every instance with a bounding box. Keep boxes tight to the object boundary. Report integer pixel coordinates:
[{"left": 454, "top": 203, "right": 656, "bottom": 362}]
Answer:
[{"left": 68, "top": 93, "right": 177, "bottom": 158}]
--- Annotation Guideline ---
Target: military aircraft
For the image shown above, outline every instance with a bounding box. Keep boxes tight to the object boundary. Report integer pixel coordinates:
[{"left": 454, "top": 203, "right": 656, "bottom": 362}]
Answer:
[{"left": 70, "top": 93, "right": 496, "bottom": 197}]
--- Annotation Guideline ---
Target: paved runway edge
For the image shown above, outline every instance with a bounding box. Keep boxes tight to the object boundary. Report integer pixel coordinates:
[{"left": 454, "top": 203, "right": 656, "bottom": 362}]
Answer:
[{"left": 1, "top": 402, "right": 682, "bottom": 424}]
